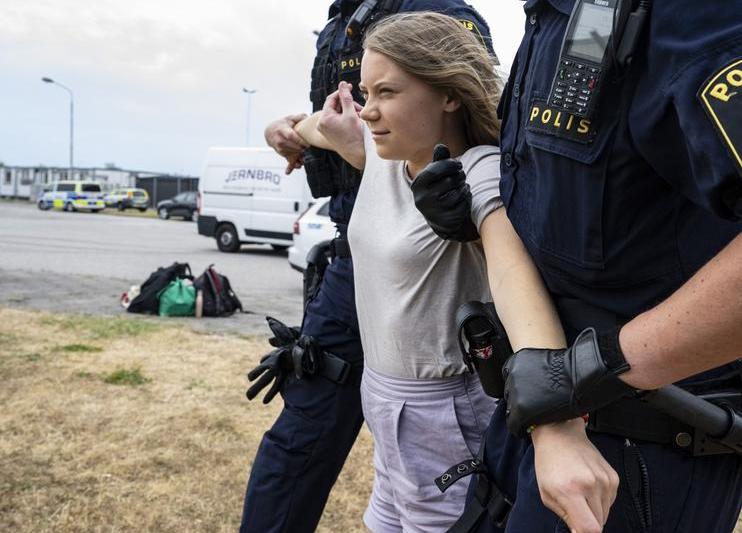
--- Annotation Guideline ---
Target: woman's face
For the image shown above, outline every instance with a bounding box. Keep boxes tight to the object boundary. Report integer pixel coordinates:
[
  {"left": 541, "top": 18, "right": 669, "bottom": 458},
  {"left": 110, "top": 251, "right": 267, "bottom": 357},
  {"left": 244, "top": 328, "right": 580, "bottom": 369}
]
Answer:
[{"left": 359, "top": 50, "right": 457, "bottom": 166}]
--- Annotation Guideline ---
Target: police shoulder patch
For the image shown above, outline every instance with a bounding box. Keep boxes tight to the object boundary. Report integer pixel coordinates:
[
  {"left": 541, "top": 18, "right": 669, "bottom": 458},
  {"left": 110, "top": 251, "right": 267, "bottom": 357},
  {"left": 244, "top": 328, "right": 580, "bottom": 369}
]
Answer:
[
  {"left": 698, "top": 58, "right": 742, "bottom": 175},
  {"left": 458, "top": 18, "right": 496, "bottom": 63}
]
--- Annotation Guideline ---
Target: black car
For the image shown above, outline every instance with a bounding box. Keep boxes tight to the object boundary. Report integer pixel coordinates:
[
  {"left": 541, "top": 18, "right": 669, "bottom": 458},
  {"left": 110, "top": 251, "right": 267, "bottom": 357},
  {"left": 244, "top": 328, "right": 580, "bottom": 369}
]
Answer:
[{"left": 157, "top": 191, "right": 198, "bottom": 221}]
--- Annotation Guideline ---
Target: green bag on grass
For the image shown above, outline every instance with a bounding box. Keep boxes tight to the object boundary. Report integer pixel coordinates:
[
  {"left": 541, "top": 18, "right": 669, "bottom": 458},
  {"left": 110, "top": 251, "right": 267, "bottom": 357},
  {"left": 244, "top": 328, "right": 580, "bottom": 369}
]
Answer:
[{"left": 157, "top": 279, "right": 196, "bottom": 317}]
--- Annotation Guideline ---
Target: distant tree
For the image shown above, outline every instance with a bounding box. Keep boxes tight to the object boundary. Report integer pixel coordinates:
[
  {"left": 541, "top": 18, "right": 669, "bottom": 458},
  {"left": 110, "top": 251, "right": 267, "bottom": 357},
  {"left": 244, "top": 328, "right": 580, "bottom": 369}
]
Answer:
[{"left": 104, "top": 162, "right": 120, "bottom": 170}]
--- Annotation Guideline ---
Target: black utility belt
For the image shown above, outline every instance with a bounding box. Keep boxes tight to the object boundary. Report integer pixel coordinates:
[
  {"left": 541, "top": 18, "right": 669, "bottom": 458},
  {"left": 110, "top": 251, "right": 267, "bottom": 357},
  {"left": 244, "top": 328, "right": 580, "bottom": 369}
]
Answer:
[
  {"left": 588, "top": 391, "right": 740, "bottom": 456},
  {"left": 330, "top": 237, "right": 351, "bottom": 259}
]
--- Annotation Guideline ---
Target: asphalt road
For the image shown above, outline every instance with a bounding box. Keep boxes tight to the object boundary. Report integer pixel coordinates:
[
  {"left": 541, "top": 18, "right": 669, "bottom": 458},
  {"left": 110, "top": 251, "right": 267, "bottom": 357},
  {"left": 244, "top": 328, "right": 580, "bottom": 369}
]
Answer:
[{"left": 0, "top": 200, "right": 304, "bottom": 334}]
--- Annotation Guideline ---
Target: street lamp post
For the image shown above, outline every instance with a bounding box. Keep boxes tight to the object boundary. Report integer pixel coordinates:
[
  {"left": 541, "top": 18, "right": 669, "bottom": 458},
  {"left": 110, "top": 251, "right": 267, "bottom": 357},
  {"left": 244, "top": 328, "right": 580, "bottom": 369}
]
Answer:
[
  {"left": 42, "top": 77, "right": 75, "bottom": 178},
  {"left": 242, "top": 88, "right": 256, "bottom": 146}
]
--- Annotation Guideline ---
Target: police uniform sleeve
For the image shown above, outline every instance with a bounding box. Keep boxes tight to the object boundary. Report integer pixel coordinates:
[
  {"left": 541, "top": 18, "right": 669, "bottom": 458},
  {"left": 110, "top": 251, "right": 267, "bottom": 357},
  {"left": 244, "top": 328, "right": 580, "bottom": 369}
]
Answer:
[{"left": 629, "top": 1, "right": 742, "bottom": 220}]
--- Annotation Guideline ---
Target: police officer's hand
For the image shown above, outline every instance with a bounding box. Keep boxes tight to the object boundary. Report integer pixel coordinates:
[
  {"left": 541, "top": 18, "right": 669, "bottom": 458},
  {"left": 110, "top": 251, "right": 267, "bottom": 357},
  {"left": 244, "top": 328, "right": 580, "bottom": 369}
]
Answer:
[
  {"left": 411, "top": 144, "right": 480, "bottom": 242},
  {"left": 532, "top": 420, "right": 619, "bottom": 533},
  {"left": 317, "top": 81, "right": 365, "bottom": 168},
  {"left": 503, "top": 328, "right": 636, "bottom": 436},
  {"left": 264, "top": 114, "right": 310, "bottom": 173},
  {"left": 246, "top": 346, "right": 294, "bottom": 404}
]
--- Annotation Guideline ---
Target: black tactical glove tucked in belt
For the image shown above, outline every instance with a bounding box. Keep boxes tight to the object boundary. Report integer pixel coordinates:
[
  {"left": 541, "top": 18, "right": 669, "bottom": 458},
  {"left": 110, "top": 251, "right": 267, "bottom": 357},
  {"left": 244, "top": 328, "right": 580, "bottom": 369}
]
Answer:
[
  {"left": 245, "top": 316, "right": 351, "bottom": 404},
  {"left": 411, "top": 144, "right": 480, "bottom": 242},
  {"left": 503, "top": 328, "right": 637, "bottom": 436},
  {"left": 246, "top": 316, "right": 300, "bottom": 404}
]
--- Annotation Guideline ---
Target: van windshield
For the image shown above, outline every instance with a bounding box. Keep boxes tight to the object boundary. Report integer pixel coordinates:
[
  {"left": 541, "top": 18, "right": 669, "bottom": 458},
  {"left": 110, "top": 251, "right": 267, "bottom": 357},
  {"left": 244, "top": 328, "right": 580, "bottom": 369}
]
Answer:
[{"left": 82, "top": 184, "right": 102, "bottom": 193}]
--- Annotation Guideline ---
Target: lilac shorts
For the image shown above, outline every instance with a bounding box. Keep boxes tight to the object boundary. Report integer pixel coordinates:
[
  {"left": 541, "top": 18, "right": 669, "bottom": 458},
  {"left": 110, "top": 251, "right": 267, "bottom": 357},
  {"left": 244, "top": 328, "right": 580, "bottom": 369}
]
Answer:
[{"left": 360, "top": 367, "right": 497, "bottom": 533}]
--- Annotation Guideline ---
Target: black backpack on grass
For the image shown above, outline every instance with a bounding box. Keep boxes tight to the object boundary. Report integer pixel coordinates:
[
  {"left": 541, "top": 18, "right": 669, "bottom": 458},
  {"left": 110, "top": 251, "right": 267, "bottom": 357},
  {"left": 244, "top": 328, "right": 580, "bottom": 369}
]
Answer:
[
  {"left": 194, "top": 265, "right": 244, "bottom": 317},
  {"left": 128, "top": 262, "right": 192, "bottom": 314}
]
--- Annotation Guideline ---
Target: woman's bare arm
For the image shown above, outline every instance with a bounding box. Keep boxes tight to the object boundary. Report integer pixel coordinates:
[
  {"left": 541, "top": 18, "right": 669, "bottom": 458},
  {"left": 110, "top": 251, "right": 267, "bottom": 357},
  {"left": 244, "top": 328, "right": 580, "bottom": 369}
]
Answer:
[
  {"left": 481, "top": 208, "right": 618, "bottom": 533},
  {"left": 294, "top": 112, "right": 334, "bottom": 150},
  {"left": 480, "top": 208, "right": 564, "bottom": 350},
  {"left": 294, "top": 82, "right": 366, "bottom": 170}
]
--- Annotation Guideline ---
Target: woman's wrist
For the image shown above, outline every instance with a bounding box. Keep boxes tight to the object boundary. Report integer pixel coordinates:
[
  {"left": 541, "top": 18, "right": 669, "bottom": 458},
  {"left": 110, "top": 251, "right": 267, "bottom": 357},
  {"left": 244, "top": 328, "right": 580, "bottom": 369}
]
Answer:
[{"left": 530, "top": 416, "right": 588, "bottom": 445}]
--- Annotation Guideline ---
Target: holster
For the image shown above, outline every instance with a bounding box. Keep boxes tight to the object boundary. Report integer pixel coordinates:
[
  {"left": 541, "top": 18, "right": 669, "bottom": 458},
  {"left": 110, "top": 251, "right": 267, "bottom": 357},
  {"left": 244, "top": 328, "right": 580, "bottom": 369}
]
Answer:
[
  {"left": 303, "top": 240, "right": 331, "bottom": 307},
  {"left": 291, "top": 335, "right": 351, "bottom": 384}
]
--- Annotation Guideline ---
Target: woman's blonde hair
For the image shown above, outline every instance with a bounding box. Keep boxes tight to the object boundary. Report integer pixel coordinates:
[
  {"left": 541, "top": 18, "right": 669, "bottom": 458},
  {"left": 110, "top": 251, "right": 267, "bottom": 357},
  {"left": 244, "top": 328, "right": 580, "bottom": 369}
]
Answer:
[{"left": 363, "top": 11, "right": 502, "bottom": 147}]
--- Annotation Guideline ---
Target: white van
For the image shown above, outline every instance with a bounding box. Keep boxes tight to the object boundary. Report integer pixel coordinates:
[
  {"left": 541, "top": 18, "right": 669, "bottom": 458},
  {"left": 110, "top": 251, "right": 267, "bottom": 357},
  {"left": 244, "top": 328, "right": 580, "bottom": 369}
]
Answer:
[{"left": 197, "top": 147, "right": 312, "bottom": 252}]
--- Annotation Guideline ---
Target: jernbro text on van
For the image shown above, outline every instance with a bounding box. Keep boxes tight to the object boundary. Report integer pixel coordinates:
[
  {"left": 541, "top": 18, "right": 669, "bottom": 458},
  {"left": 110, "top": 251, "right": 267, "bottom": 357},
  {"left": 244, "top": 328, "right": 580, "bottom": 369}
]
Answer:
[{"left": 225, "top": 168, "right": 282, "bottom": 186}]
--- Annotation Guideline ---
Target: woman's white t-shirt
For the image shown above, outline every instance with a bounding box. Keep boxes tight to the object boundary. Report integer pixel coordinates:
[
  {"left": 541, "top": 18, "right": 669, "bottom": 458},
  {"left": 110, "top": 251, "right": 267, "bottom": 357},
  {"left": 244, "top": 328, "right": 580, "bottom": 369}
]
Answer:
[{"left": 348, "top": 125, "right": 503, "bottom": 379}]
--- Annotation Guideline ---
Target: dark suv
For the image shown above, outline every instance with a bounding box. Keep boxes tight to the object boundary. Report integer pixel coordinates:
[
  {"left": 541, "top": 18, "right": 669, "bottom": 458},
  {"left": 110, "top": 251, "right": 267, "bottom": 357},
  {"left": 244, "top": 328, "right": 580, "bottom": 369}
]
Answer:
[{"left": 157, "top": 191, "right": 198, "bottom": 221}]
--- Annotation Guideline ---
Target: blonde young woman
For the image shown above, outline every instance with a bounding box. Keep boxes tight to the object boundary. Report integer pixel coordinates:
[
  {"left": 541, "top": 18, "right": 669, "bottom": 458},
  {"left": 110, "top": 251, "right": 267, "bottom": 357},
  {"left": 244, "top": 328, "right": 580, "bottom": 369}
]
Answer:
[{"left": 295, "top": 12, "right": 619, "bottom": 533}]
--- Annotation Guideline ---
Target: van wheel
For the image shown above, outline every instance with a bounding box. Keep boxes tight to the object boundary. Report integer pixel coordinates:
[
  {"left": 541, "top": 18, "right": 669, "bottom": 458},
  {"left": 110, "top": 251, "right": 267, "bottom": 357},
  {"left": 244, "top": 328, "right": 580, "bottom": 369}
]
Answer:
[
  {"left": 158, "top": 207, "right": 169, "bottom": 220},
  {"left": 37, "top": 200, "right": 49, "bottom": 210},
  {"left": 117, "top": 202, "right": 125, "bottom": 211},
  {"left": 270, "top": 245, "right": 289, "bottom": 251},
  {"left": 216, "top": 224, "right": 240, "bottom": 253},
  {"left": 64, "top": 202, "right": 74, "bottom": 212}
]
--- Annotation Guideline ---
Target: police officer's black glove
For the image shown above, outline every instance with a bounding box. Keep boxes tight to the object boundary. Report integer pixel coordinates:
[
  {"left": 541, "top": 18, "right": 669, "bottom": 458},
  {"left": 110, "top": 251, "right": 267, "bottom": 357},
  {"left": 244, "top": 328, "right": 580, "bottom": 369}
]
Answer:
[
  {"left": 266, "top": 315, "right": 300, "bottom": 347},
  {"left": 246, "top": 346, "right": 294, "bottom": 404},
  {"left": 245, "top": 316, "right": 300, "bottom": 404},
  {"left": 411, "top": 144, "right": 480, "bottom": 242},
  {"left": 502, "top": 328, "right": 637, "bottom": 437}
]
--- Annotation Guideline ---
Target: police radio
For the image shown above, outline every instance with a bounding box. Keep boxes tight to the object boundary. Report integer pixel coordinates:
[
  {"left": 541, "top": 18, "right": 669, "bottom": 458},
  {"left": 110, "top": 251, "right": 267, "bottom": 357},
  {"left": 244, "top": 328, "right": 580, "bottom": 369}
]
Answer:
[
  {"left": 548, "top": 0, "right": 650, "bottom": 119},
  {"left": 346, "top": 0, "right": 379, "bottom": 41}
]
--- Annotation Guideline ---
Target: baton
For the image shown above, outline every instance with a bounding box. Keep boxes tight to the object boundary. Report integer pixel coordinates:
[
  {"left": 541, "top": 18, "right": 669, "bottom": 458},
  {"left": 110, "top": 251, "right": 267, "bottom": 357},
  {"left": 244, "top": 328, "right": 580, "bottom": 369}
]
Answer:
[{"left": 641, "top": 386, "right": 742, "bottom": 454}]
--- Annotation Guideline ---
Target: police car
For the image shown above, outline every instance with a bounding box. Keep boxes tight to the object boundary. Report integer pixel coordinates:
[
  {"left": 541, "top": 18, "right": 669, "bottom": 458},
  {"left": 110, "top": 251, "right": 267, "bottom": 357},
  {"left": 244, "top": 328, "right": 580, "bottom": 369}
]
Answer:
[
  {"left": 37, "top": 181, "right": 105, "bottom": 212},
  {"left": 103, "top": 188, "right": 150, "bottom": 211},
  {"left": 288, "top": 198, "right": 335, "bottom": 272}
]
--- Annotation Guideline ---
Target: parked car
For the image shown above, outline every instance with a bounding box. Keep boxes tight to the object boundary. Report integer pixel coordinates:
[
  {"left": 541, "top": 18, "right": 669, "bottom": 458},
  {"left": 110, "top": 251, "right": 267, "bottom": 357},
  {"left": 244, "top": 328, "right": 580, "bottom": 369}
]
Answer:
[
  {"left": 288, "top": 198, "right": 335, "bottom": 272},
  {"left": 104, "top": 188, "right": 150, "bottom": 211},
  {"left": 157, "top": 191, "right": 198, "bottom": 221},
  {"left": 36, "top": 186, "right": 52, "bottom": 209},
  {"left": 37, "top": 181, "right": 105, "bottom": 212},
  {"left": 197, "top": 147, "right": 312, "bottom": 253}
]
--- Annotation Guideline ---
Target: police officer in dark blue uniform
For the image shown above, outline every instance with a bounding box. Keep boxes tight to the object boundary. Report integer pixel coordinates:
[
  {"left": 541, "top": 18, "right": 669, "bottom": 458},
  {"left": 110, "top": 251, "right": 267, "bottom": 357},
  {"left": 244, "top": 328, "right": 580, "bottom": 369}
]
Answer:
[
  {"left": 239, "top": 2, "right": 493, "bottom": 532},
  {"left": 413, "top": 0, "right": 742, "bottom": 531}
]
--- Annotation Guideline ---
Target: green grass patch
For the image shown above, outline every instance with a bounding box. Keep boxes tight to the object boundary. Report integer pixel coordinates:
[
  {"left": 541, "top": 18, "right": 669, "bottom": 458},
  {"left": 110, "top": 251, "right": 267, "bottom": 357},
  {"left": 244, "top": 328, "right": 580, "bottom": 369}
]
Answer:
[
  {"left": 208, "top": 417, "right": 237, "bottom": 435},
  {"left": 20, "top": 352, "right": 43, "bottom": 361},
  {"left": 103, "top": 367, "right": 150, "bottom": 386},
  {"left": 74, "top": 371, "right": 97, "bottom": 379},
  {"left": 186, "top": 379, "right": 210, "bottom": 391},
  {"left": 58, "top": 343, "right": 103, "bottom": 353},
  {"left": 0, "top": 331, "right": 19, "bottom": 346},
  {"left": 40, "top": 314, "right": 161, "bottom": 340}
]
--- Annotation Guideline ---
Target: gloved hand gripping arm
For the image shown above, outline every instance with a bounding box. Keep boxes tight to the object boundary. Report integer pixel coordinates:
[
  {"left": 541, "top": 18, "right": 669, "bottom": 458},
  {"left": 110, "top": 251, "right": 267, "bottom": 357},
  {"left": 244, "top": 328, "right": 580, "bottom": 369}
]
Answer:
[
  {"left": 411, "top": 144, "right": 480, "bottom": 242},
  {"left": 503, "top": 328, "right": 636, "bottom": 437}
]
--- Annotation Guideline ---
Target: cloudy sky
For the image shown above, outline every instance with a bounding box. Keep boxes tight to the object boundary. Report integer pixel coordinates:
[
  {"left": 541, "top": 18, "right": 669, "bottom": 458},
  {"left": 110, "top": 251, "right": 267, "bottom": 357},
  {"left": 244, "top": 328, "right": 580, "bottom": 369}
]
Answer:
[{"left": 1, "top": 1, "right": 526, "bottom": 176}]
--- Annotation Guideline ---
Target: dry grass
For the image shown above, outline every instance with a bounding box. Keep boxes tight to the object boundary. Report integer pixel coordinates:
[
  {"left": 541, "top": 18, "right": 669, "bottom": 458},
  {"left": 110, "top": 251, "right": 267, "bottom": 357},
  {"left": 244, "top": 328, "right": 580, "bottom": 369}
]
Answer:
[
  {"left": 0, "top": 308, "right": 373, "bottom": 533},
  {"left": 1, "top": 307, "right": 739, "bottom": 533}
]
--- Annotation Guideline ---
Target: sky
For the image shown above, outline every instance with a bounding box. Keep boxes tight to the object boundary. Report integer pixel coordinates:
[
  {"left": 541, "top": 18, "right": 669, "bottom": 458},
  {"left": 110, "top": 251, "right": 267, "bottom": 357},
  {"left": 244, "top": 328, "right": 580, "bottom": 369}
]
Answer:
[{"left": 1, "top": 1, "right": 526, "bottom": 176}]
